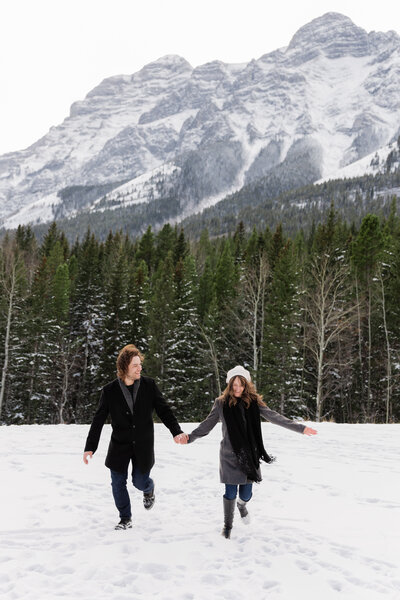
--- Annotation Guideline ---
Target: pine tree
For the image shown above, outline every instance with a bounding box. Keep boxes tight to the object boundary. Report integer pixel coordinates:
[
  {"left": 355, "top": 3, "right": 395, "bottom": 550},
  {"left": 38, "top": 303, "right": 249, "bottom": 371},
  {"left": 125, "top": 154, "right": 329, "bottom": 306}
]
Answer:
[
  {"left": 127, "top": 259, "right": 150, "bottom": 353},
  {"left": 198, "top": 257, "right": 215, "bottom": 321},
  {"left": 261, "top": 241, "right": 304, "bottom": 417},
  {"left": 213, "top": 238, "right": 241, "bottom": 374},
  {"left": 22, "top": 235, "right": 70, "bottom": 423},
  {"left": 154, "top": 224, "right": 176, "bottom": 270},
  {"left": 233, "top": 221, "right": 246, "bottom": 264},
  {"left": 384, "top": 230, "right": 400, "bottom": 421},
  {"left": 165, "top": 255, "right": 211, "bottom": 419},
  {"left": 70, "top": 231, "right": 103, "bottom": 422},
  {"left": 146, "top": 252, "right": 176, "bottom": 392},
  {"left": 136, "top": 226, "right": 155, "bottom": 273},
  {"left": 98, "top": 245, "right": 132, "bottom": 384},
  {"left": 268, "top": 223, "right": 285, "bottom": 271},
  {"left": 214, "top": 239, "right": 237, "bottom": 312},
  {"left": 48, "top": 261, "right": 76, "bottom": 424},
  {"left": 351, "top": 214, "right": 384, "bottom": 420}
]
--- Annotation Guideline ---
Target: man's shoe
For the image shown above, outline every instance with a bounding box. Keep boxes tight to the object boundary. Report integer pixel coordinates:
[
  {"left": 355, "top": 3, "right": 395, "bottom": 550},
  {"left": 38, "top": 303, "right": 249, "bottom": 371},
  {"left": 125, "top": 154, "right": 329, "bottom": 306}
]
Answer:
[
  {"left": 143, "top": 486, "right": 155, "bottom": 510},
  {"left": 114, "top": 517, "right": 132, "bottom": 530}
]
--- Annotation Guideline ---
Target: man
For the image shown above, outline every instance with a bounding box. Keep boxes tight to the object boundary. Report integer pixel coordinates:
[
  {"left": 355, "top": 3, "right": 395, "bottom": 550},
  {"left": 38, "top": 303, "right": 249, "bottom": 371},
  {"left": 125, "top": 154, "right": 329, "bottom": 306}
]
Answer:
[{"left": 83, "top": 344, "right": 188, "bottom": 530}]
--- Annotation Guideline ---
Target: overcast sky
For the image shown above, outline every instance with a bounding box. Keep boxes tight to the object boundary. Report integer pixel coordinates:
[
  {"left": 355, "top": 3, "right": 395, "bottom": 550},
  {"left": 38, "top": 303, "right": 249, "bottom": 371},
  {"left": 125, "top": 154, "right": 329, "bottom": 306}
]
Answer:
[{"left": 1, "top": 0, "right": 399, "bottom": 155}]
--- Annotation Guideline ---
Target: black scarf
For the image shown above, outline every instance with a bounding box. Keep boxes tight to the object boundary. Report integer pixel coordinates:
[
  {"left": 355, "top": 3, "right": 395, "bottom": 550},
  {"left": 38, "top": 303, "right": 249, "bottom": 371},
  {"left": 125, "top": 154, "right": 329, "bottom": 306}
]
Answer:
[{"left": 223, "top": 398, "right": 275, "bottom": 482}]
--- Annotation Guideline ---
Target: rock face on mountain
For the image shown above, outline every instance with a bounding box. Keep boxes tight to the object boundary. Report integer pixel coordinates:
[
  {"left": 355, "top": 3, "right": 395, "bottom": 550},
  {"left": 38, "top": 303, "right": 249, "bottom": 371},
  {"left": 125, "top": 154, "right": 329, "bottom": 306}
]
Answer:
[{"left": 1, "top": 12, "right": 400, "bottom": 228}]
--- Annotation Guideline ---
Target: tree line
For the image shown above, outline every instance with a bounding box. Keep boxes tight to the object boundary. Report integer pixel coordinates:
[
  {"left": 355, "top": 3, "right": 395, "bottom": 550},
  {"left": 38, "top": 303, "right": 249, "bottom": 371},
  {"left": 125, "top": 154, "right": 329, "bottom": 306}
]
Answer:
[{"left": 1, "top": 202, "right": 400, "bottom": 424}]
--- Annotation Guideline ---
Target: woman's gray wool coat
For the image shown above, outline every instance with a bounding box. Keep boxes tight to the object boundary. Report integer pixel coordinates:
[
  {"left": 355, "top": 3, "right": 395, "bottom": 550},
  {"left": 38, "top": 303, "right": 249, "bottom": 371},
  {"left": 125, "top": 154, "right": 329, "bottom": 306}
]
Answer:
[{"left": 188, "top": 400, "right": 305, "bottom": 484}]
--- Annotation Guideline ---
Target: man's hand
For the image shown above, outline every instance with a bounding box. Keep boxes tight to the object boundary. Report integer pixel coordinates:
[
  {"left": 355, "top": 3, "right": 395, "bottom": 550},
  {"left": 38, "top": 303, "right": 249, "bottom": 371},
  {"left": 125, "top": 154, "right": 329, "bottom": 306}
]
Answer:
[
  {"left": 174, "top": 433, "right": 189, "bottom": 444},
  {"left": 303, "top": 427, "right": 317, "bottom": 436},
  {"left": 83, "top": 451, "right": 93, "bottom": 464}
]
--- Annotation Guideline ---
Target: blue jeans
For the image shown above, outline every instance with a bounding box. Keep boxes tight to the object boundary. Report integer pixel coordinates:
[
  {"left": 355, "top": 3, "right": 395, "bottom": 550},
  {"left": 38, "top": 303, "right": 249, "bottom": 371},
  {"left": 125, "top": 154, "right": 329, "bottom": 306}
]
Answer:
[
  {"left": 110, "top": 465, "right": 154, "bottom": 519},
  {"left": 224, "top": 483, "right": 253, "bottom": 502}
]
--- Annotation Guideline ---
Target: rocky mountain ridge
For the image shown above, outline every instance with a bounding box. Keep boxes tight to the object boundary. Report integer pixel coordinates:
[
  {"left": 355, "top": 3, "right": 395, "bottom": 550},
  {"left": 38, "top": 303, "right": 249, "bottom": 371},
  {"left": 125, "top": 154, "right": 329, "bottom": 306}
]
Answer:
[{"left": 1, "top": 12, "right": 400, "bottom": 229}]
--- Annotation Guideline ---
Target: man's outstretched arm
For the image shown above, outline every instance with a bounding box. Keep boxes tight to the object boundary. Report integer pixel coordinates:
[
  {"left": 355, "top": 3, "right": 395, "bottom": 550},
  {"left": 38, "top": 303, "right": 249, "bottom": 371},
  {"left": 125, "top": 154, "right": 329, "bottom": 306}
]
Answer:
[{"left": 83, "top": 390, "right": 109, "bottom": 463}]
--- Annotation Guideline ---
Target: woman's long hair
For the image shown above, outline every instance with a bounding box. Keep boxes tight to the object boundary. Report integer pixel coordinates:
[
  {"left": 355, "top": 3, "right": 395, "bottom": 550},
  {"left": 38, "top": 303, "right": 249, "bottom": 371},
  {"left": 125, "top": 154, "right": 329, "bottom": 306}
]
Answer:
[{"left": 218, "top": 375, "right": 266, "bottom": 408}]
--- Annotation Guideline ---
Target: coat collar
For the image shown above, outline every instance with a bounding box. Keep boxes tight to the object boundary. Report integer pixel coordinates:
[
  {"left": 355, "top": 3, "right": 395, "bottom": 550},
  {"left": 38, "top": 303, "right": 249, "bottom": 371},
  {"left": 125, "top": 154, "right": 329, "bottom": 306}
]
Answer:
[{"left": 118, "top": 377, "right": 141, "bottom": 413}]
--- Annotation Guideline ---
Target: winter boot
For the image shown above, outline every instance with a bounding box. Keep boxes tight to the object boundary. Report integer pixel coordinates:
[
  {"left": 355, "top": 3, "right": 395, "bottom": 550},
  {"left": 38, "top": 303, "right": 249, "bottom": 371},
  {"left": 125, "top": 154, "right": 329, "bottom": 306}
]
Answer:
[
  {"left": 221, "top": 497, "right": 235, "bottom": 539},
  {"left": 143, "top": 486, "right": 155, "bottom": 510},
  {"left": 114, "top": 517, "right": 132, "bottom": 530},
  {"left": 237, "top": 498, "right": 249, "bottom": 522}
]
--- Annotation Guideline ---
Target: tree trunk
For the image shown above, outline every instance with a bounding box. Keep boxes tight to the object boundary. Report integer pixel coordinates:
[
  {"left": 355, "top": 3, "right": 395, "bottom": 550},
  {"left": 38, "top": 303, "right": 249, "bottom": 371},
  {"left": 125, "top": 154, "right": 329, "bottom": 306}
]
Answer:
[
  {"left": 0, "top": 265, "right": 16, "bottom": 419},
  {"left": 27, "top": 338, "right": 39, "bottom": 423},
  {"left": 367, "top": 284, "right": 372, "bottom": 421},
  {"left": 316, "top": 329, "right": 325, "bottom": 423},
  {"left": 379, "top": 273, "right": 392, "bottom": 423},
  {"left": 354, "top": 277, "right": 366, "bottom": 419},
  {"left": 200, "top": 326, "right": 221, "bottom": 397}
]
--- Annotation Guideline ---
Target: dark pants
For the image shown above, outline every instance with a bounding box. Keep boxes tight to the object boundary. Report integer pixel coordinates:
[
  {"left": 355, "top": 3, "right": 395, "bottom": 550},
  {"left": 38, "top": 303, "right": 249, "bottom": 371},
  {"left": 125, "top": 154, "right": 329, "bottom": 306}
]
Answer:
[
  {"left": 224, "top": 483, "right": 253, "bottom": 502},
  {"left": 110, "top": 464, "right": 154, "bottom": 519}
]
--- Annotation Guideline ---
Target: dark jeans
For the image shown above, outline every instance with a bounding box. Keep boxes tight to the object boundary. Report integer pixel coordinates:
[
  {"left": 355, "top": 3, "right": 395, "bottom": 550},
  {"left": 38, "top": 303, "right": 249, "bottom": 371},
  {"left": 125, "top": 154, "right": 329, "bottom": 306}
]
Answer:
[
  {"left": 224, "top": 483, "right": 253, "bottom": 502},
  {"left": 110, "top": 464, "right": 154, "bottom": 519}
]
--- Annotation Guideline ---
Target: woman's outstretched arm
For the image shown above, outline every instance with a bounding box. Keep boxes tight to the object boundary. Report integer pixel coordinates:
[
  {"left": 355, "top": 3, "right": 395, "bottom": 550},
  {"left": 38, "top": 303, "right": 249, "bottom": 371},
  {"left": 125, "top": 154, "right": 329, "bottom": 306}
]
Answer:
[
  {"left": 259, "top": 405, "right": 317, "bottom": 435},
  {"left": 185, "top": 400, "right": 220, "bottom": 444}
]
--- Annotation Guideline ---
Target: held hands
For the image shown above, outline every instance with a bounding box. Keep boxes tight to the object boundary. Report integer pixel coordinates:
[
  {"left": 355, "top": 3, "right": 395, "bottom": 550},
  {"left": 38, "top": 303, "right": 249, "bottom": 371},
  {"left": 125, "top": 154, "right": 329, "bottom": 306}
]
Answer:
[
  {"left": 174, "top": 433, "right": 189, "bottom": 444},
  {"left": 83, "top": 451, "right": 93, "bottom": 464},
  {"left": 303, "top": 427, "right": 318, "bottom": 436}
]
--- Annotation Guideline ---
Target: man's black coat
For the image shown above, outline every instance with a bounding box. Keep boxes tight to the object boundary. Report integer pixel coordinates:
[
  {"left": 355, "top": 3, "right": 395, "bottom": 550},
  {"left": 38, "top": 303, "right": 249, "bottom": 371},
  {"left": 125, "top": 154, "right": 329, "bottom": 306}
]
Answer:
[{"left": 84, "top": 375, "right": 183, "bottom": 473}]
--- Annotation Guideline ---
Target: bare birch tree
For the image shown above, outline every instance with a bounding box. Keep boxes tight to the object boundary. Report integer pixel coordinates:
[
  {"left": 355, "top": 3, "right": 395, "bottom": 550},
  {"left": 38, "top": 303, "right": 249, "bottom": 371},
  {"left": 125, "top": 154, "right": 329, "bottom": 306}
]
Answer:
[
  {"left": 378, "top": 269, "right": 393, "bottom": 423},
  {"left": 302, "top": 253, "right": 358, "bottom": 421},
  {"left": 0, "top": 239, "right": 26, "bottom": 419},
  {"left": 229, "top": 251, "right": 269, "bottom": 384}
]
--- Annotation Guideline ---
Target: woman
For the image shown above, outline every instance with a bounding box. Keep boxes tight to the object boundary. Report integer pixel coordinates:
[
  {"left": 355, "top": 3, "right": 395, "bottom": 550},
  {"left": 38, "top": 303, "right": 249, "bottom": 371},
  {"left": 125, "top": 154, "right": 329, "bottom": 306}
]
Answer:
[{"left": 180, "top": 365, "right": 317, "bottom": 539}]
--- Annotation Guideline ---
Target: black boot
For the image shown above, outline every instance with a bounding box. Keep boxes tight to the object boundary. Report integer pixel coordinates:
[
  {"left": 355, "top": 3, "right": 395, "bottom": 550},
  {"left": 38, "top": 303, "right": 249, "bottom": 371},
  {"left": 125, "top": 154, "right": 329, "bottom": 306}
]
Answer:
[
  {"left": 237, "top": 498, "right": 249, "bottom": 522},
  {"left": 115, "top": 517, "right": 132, "bottom": 530},
  {"left": 221, "top": 497, "right": 235, "bottom": 539},
  {"left": 143, "top": 486, "right": 155, "bottom": 510}
]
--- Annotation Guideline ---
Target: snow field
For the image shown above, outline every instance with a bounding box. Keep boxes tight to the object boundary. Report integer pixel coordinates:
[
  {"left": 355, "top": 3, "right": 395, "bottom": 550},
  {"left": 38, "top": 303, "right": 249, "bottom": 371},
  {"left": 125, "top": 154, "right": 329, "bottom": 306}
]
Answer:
[{"left": 0, "top": 423, "right": 399, "bottom": 600}]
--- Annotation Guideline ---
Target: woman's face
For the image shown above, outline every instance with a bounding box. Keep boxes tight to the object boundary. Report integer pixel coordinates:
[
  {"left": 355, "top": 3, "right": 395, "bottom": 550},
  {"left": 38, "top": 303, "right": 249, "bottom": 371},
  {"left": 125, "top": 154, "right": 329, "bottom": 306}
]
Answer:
[{"left": 232, "top": 376, "right": 245, "bottom": 398}]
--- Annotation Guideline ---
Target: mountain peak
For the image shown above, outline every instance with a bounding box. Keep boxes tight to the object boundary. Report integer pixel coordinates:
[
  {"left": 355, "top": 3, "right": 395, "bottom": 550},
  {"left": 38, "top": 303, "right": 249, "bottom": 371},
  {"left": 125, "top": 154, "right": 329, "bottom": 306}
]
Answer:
[
  {"left": 287, "top": 12, "right": 370, "bottom": 60},
  {"left": 138, "top": 54, "right": 193, "bottom": 74}
]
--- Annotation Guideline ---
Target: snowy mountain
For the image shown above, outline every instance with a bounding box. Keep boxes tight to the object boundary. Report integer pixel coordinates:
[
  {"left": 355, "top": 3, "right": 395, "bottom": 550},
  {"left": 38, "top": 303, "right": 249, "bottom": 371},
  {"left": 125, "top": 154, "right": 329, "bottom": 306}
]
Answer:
[{"left": 1, "top": 12, "right": 400, "bottom": 229}]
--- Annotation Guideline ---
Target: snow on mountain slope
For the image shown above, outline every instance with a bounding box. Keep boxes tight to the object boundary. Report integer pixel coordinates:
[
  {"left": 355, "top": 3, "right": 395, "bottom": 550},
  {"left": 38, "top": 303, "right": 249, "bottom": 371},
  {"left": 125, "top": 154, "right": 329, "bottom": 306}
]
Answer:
[
  {"left": 317, "top": 140, "right": 400, "bottom": 183},
  {"left": 3, "top": 192, "right": 62, "bottom": 229},
  {"left": 91, "top": 163, "right": 181, "bottom": 212},
  {"left": 1, "top": 13, "right": 400, "bottom": 229}
]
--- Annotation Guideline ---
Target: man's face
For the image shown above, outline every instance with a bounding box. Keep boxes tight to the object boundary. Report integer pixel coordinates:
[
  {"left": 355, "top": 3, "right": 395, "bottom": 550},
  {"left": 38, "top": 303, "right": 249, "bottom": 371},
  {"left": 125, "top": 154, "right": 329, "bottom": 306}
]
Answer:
[{"left": 127, "top": 355, "right": 142, "bottom": 381}]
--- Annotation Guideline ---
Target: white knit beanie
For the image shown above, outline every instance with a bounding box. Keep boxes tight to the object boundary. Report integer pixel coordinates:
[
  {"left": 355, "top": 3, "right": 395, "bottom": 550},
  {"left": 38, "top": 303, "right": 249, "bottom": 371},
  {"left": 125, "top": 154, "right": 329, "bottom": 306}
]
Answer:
[{"left": 226, "top": 365, "right": 251, "bottom": 383}]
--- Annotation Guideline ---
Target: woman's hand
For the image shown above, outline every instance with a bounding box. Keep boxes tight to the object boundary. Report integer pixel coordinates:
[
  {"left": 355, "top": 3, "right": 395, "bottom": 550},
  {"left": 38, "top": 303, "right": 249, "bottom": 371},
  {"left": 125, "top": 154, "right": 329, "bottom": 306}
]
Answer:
[
  {"left": 303, "top": 427, "right": 317, "bottom": 436},
  {"left": 174, "top": 433, "right": 189, "bottom": 444}
]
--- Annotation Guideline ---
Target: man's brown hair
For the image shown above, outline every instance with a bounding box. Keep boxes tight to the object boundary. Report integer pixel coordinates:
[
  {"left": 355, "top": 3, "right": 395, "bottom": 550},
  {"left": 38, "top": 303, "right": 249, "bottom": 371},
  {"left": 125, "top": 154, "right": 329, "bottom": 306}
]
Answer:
[{"left": 116, "top": 344, "right": 144, "bottom": 379}]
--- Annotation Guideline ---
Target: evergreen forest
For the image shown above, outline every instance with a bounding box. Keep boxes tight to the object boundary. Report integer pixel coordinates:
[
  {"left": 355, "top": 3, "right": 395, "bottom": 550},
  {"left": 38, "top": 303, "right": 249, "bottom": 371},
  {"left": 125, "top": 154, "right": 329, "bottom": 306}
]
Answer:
[{"left": 1, "top": 202, "right": 400, "bottom": 425}]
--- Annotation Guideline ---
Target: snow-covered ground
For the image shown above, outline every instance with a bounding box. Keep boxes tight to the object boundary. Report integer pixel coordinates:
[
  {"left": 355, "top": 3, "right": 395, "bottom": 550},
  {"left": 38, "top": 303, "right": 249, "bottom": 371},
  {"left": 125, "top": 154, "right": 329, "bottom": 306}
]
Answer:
[{"left": 1, "top": 422, "right": 399, "bottom": 600}]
